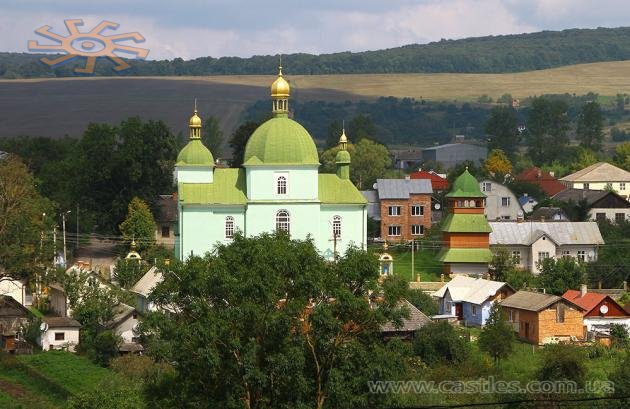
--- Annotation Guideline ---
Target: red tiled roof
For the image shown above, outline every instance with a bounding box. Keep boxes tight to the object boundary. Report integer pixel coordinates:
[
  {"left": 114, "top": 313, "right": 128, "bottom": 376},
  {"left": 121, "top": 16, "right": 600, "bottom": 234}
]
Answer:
[
  {"left": 410, "top": 171, "right": 449, "bottom": 190},
  {"left": 516, "top": 167, "right": 566, "bottom": 197},
  {"left": 562, "top": 290, "right": 607, "bottom": 313}
]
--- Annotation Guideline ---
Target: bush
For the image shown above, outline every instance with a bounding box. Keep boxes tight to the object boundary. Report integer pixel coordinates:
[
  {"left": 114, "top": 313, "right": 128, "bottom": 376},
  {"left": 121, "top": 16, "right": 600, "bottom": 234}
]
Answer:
[
  {"left": 536, "top": 344, "right": 587, "bottom": 387},
  {"left": 610, "top": 324, "right": 629, "bottom": 349},
  {"left": 67, "top": 377, "right": 144, "bottom": 409},
  {"left": 413, "top": 321, "right": 470, "bottom": 365},
  {"left": 406, "top": 289, "right": 438, "bottom": 316}
]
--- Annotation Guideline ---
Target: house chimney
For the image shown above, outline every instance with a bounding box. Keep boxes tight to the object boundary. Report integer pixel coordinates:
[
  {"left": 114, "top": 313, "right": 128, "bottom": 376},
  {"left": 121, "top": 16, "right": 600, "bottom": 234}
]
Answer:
[{"left": 580, "top": 284, "right": 587, "bottom": 297}]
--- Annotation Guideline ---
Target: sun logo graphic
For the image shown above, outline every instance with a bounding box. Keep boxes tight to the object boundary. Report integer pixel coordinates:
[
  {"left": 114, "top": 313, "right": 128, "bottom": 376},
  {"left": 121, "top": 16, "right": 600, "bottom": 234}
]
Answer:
[{"left": 27, "top": 19, "right": 149, "bottom": 74}]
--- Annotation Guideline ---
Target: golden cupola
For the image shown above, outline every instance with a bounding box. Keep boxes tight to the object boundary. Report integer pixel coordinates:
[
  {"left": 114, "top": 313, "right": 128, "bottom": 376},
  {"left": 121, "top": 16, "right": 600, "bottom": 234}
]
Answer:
[
  {"left": 189, "top": 108, "right": 202, "bottom": 139},
  {"left": 271, "top": 65, "right": 290, "bottom": 116}
]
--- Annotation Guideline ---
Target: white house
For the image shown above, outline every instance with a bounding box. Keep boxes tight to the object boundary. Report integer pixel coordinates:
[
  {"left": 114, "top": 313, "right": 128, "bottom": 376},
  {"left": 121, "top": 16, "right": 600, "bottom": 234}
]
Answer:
[
  {"left": 433, "top": 276, "right": 515, "bottom": 327},
  {"left": 130, "top": 266, "right": 163, "bottom": 313},
  {"left": 559, "top": 162, "right": 630, "bottom": 200},
  {"left": 479, "top": 180, "right": 524, "bottom": 221},
  {"left": 552, "top": 189, "right": 630, "bottom": 223},
  {"left": 489, "top": 221, "right": 604, "bottom": 274},
  {"left": 0, "top": 277, "right": 30, "bottom": 306},
  {"left": 39, "top": 316, "right": 80, "bottom": 352},
  {"left": 106, "top": 303, "right": 142, "bottom": 353}
]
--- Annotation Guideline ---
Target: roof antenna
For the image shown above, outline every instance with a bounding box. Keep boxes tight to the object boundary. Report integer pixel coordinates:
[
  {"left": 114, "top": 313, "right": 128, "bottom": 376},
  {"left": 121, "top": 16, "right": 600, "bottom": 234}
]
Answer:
[
  {"left": 278, "top": 54, "right": 283, "bottom": 75},
  {"left": 194, "top": 97, "right": 198, "bottom": 113}
]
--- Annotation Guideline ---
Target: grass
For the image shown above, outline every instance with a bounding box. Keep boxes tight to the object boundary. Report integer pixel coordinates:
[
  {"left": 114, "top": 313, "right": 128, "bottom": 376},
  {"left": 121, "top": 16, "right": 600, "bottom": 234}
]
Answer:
[
  {"left": 2, "top": 60, "right": 630, "bottom": 139},
  {"left": 0, "top": 351, "right": 116, "bottom": 408},
  {"left": 391, "top": 248, "right": 443, "bottom": 282}
]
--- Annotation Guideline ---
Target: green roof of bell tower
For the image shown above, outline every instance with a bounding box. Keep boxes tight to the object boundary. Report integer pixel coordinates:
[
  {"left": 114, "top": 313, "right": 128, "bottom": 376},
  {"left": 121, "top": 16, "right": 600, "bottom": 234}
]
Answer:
[{"left": 446, "top": 169, "right": 485, "bottom": 198}]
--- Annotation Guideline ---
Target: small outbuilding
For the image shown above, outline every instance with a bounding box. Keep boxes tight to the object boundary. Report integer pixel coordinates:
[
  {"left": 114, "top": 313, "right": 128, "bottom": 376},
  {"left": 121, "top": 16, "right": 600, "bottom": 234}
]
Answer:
[{"left": 39, "top": 316, "right": 81, "bottom": 352}]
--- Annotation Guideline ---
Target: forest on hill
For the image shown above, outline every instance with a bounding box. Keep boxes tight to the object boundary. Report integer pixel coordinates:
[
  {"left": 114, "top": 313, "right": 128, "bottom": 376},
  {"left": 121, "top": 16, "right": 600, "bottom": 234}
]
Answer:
[{"left": 4, "top": 27, "right": 630, "bottom": 78}]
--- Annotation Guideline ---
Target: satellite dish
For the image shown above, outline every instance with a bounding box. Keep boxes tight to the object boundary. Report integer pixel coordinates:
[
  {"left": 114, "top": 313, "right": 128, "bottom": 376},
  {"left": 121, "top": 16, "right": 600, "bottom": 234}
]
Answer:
[
  {"left": 588, "top": 251, "right": 595, "bottom": 259},
  {"left": 39, "top": 322, "right": 48, "bottom": 332},
  {"left": 599, "top": 305, "right": 609, "bottom": 314},
  {"left": 434, "top": 203, "right": 441, "bottom": 210},
  {"left": 372, "top": 183, "right": 378, "bottom": 190}
]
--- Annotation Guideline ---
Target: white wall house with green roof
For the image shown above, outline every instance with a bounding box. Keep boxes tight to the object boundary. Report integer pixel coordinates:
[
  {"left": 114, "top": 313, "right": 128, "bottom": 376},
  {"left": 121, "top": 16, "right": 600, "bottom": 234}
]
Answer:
[{"left": 174, "top": 68, "right": 367, "bottom": 260}]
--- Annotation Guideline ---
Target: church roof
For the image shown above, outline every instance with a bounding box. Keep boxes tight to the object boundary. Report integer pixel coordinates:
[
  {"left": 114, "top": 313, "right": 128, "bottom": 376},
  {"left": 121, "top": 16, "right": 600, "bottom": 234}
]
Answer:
[
  {"left": 243, "top": 117, "right": 320, "bottom": 166},
  {"left": 179, "top": 168, "right": 247, "bottom": 205},
  {"left": 437, "top": 248, "right": 493, "bottom": 263},
  {"left": 447, "top": 169, "right": 485, "bottom": 198},
  {"left": 319, "top": 174, "right": 367, "bottom": 204},
  {"left": 441, "top": 213, "right": 492, "bottom": 233},
  {"left": 176, "top": 139, "right": 214, "bottom": 167}
]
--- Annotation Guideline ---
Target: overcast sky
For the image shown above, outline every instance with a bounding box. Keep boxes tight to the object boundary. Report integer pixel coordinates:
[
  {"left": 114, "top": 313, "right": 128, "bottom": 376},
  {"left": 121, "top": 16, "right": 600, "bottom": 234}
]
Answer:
[{"left": 2, "top": 0, "right": 630, "bottom": 60}]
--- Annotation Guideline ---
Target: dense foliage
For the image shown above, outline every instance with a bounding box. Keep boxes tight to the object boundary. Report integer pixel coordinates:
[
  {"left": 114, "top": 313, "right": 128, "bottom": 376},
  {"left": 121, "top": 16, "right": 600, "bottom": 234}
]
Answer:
[{"left": 6, "top": 27, "right": 630, "bottom": 78}]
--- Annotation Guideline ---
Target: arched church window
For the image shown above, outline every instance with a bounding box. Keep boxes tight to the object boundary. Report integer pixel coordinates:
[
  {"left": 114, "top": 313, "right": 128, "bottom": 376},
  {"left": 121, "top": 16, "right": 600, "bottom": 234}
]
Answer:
[
  {"left": 277, "top": 175, "right": 287, "bottom": 195},
  {"left": 276, "top": 210, "right": 290, "bottom": 233},
  {"left": 332, "top": 215, "right": 341, "bottom": 237},
  {"left": 225, "top": 216, "right": 235, "bottom": 239}
]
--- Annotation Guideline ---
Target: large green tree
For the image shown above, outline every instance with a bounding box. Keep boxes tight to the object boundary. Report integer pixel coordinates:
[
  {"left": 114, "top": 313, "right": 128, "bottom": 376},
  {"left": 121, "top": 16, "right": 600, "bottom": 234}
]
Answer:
[
  {"left": 229, "top": 121, "right": 262, "bottom": 167},
  {"left": 142, "top": 233, "right": 410, "bottom": 409},
  {"left": 0, "top": 154, "right": 54, "bottom": 277},
  {"left": 485, "top": 106, "right": 520, "bottom": 157},
  {"left": 576, "top": 101, "right": 604, "bottom": 151},
  {"left": 320, "top": 139, "right": 391, "bottom": 189},
  {"left": 525, "top": 97, "right": 570, "bottom": 165},
  {"left": 203, "top": 115, "right": 224, "bottom": 156},
  {"left": 478, "top": 303, "right": 514, "bottom": 364},
  {"left": 118, "top": 197, "right": 156, "bottom": 252},
  {"left": 538, "top": 256, "right": 587, "bottom": 295}
]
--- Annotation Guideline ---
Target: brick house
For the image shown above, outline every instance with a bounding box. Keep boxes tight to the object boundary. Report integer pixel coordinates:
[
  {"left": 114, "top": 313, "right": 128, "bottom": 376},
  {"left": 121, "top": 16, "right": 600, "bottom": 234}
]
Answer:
[
  {"left": 375, "top": 178, "right": 433, "bottom": 242},
  {"left": 500, "top": 290, "right": 585, "bottom": 345}
]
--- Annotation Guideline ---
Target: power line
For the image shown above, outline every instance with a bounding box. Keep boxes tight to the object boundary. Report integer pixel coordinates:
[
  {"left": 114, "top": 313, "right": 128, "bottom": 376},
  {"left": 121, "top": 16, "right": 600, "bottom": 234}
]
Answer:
[{"left": 392, "top": 394, "right": 630, "bottom": 409}]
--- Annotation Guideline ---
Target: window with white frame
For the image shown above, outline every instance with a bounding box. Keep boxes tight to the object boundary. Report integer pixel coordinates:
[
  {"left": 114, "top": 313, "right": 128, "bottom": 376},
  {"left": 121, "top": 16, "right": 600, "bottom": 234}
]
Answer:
[
  {"left": 482, "top": 182, "right": 492, "bottom": 192},
  {"left": 411, "top": 205, "right": 424, "bottom": 216},
  {"left": 501, "top": 197, "right": 511, "bottom": 206},
  {"left": 388, "top": 225, "right": 401, "bottom": 236},
  {"left": 276, "top": 210, "right": 290, "bottom": 233},
  {"left": 577, "top": 250, "right": 586, "bottom": 262},
  {"left": 561, "top": 250, "right": 571, "bottom": 257},
  {"left": 411, "top": 224, "right": 424, "bottom": 236},
  {"left": 388, "top": 206, "right": 401, "bottom": 216},
  {"left": 621, "top": 182, "right": 626, "bottom": 191},
  {"left": 511, "top": 250, "right": 521, "bottom": 264},
  {"left": 332, "top": 215, "right": 341, "bottom": 237},
  {"left": 584, "top": 183, "right": 589, "bottom": 190},
  {"left": 275, "top": 174, "right": 288, "bottom": 195},
  {"left": 616, "top": 213, "right": 626, "bottom": 223},
  {"left": 225, "top": 216, "right": 235, "bottom": 239},
  {"left": 472, "top": 305, "right": 477, "bottom": 316},
  {"left": 508, "top": 310, "right": 514, "bottom": 322},
  {"left": 538, "top": 252, "right": 550, "bottom": 262}
]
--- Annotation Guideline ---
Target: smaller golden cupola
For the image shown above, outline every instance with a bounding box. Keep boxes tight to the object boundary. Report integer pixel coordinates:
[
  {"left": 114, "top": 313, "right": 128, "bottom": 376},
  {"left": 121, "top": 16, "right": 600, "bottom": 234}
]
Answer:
[
  {"left": 271, "top": 64, "right": 290, "bottom": 116},
  {"left": 189, "top": 100, "right": 202, "bottom": 139}
]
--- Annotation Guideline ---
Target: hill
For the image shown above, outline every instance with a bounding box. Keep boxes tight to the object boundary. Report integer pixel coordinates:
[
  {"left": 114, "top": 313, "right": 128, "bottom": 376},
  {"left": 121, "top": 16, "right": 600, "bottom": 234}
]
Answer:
[
  {"left": 4, "top": 26, "right": 630, "bottom": 78},
  {"left": 0, "top": 351, "right": 115, "bottom": 408},
  {"left": 1, "top": 60, "right": 629, "bottom": 141}
]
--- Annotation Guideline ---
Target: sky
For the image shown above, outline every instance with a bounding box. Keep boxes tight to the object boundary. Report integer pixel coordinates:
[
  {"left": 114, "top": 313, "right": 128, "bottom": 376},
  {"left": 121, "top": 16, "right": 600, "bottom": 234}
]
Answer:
[{"left": 2, "top": 0, "right": 630, "bottom": 60}]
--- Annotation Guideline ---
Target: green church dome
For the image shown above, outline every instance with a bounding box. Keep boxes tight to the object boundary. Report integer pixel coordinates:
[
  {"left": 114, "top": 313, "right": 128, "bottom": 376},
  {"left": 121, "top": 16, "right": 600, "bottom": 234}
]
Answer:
[
  {"left": 177, "top": 139, "right": 214, "bottom": 167},
  {"left": 446, "top": 169, "right": 485, "bottom": 198},
  {"left": 243, "top": 116, "right": 319, "bottom": 166},
  {"left": 335, "top": 149, "right": 351, "bottom": 164}
]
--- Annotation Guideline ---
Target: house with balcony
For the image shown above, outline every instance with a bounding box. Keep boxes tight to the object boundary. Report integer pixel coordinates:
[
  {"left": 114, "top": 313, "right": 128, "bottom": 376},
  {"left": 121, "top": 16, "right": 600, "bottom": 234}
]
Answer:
[{"left": 488, "top": 221, "right": 604, "bottom": 274}]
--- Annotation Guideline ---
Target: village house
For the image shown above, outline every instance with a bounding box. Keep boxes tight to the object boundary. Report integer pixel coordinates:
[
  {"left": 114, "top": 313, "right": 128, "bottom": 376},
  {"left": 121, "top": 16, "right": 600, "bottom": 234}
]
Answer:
[
  {"left": 155, "top": 194, "right": 177, "bottom": 248},
  {"left": 518, "top": 194, "right": 538, "bottom": 214},
  {"left": 433, "top": 276, "right": 514, "bottom": 326},
  {"left": 562, "top": 285, "right": 630, "bottom": 337},
  {"left": 516, "top": 167, "right": 566, "bottom": 197},
  {"left": 479, "top": 179, "right": 524, "bottom": 221},
  {"left": 421, "top": 143, "right": 487, "bottom": 170},
  {"left": 552, "top": 188, "right": 630, "bottom": 223},
  {"left": 106, "top": 303, "right": 143, "bottom": 354},
  {"left": 380, "top": 300, "right": 432, "bottom": 340},
  {"left": 39, "top": 316, "right": 80, "bottom": 352},
  {"left": 500, "top": 290, "right": 585, "bottom": 345},
  {"left": 0, "top": 295, "right": 31, "bottom": 353},
  {"left": 0, "top": 277, "right": 31, "bottom": 306},
  {"left": 529, "top": 207, "right": 569, "bottom": 221},
  {"left": 374, "top": 178, "right": 433, "bottom": 242},
  {"left": 559, "top": 162, "right": 630, "bottom": 200},
  {"left": 410, "top": 170, "right": 449, "bottom": 191},
  {"left": 131, "top": 266, "right": 163, "bottom": 313},
  {"left": 488, "top": 221, "right": 604, "bottom": 274}
]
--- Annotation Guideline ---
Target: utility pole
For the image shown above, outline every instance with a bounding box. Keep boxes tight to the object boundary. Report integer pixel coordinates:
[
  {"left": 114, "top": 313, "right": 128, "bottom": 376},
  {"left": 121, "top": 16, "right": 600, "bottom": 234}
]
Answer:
[
  {"left": 411, "top": 239, "right": 416, "bottom": 281},
  {"left": 76, "top": 204, "right": 79, "bottom": 250},
  {"left": 62, "top": 210, "right": 71, "bottom": 268},
  {"left": 52, "top": 225, "right": 57, "bottom": 266}
]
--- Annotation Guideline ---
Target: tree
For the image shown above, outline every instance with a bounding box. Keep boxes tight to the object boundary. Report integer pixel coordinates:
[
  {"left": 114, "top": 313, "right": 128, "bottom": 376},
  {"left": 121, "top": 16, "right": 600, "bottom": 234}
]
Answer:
[
  {"left": 142, "top": 233, "right": 410, "bottom": 409},
  {"left": 568, "top": 148, "right": 598, "bottom": 174},
  {"left": 537, "top": 257, "right": 587, "bottom": 295},
  {"left": 484, "top": 149, "right": 513, "bottom": 180},
  {"left": 525, "top": 97, "right": 570, "bottom": 165},
  {"left": 485, "top": 106, "right": 519, "bottom": 156},
  {"left": 325, "top": 119, "right": 343, "bottom": 149},
  {"left": 576, "top": 101, "right": 604, "bottom": 151},
  {"left": 229, "top": 121, "right": 261, "bottom": 167},
  {"left": 478, "top": 303, "right": 514, "bottom": 364},
  {"left": 118, "top": 197, "right": 156, "bottom": 253},
  {"left": 406, "top": 289, "right": 438, "bottom": 316},
  {"left": 114, "top": 258, "right": 145, "bottom": 289},
  {"left": 202, "top": 115, "right": 224, "bottom": 156},
  {"left": 320, "top": 139, "right": 392, "bottom": 189},
  {"left": 413, "top": 321, "right": 470, "bottom": 365},
  {"left": 348, "top": 114, "right": 377, "bottom": 142},
  {"left": 613, "top": 142, "right": 630, "bottom": 171},
  {"left": 0, "top": 154, "right": 54, "bottom": 277},
  {"left": 536, "top": 344, "right": 587, "bottom": 387},
  {"left": 489, "top": 247, "right": 519, "bottom": 282},
  {"left": 610, "top": 323, "right": 629, "bottom": 349}
]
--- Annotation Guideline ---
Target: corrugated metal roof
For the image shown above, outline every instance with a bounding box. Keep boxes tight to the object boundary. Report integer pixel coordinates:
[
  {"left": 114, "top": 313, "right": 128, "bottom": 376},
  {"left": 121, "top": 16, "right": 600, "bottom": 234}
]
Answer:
[
  {"left": 489, "top": 221, "right": 604, "bottom": 246},
  {"left": 319, "top": 175, "right": 367, "bottom": 204},
  {"left": 437, "top": 248, "right": 493, "bottom": 263},
  {"left": 376, "top": 178, "right": 432, "bottom": 199},
  {"left": 131, "top": 266, "right": 163, "bottom": 298},
  {"left": 559, "top": 162, "right": 630, "bottom": 182},
  {"left": 500, "top": 290, "right": 563, "bottom": 312},
  {"left": 180, "top": 168, "right": 247, "bottom": 205},
  {"left": 434, "top": 276, "right": 511, "bottom": 304}
]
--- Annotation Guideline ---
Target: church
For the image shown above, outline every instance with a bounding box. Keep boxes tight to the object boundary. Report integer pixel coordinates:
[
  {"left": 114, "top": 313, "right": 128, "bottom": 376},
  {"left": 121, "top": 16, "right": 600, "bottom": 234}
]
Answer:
[{"left": 174, "top": 67, "right": 367, "bottom": 260}]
